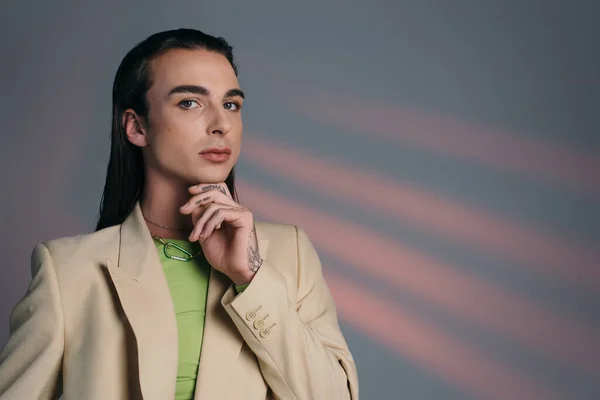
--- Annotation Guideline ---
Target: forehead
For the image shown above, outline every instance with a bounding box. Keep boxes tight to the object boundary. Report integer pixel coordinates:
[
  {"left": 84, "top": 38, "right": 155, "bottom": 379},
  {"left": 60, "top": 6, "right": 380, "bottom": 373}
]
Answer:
[{"left": 148, "top": 48, "right": 239, "bottom": 95}]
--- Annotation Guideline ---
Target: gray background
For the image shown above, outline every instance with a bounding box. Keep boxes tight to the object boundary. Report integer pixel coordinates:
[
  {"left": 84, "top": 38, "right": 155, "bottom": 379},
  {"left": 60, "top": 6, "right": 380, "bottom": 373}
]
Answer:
[{"left": 1, "top": 1, "right": 599, "bottom": 399}]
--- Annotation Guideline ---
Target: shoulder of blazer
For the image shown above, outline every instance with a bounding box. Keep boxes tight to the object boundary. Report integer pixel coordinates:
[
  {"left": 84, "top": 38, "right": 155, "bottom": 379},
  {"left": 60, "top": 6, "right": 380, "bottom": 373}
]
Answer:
[
  {"left": 253, "top": 221, "right": 306, "bottom": 290},
  {"left": 39, "top": 225, "right": 122, "bottom": 277},
  {"left": 254, "top": 220, "right": 297, "bottom": 243}
]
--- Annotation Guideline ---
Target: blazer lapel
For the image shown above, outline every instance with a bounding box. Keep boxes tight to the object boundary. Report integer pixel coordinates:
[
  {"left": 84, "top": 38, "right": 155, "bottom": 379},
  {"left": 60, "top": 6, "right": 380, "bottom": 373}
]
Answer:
[
  {"left": 103, "top": 202, "right": 178, "bottom": 400},
  {"left": 194, "top": 234, "right": 270, "bottom": 399}
]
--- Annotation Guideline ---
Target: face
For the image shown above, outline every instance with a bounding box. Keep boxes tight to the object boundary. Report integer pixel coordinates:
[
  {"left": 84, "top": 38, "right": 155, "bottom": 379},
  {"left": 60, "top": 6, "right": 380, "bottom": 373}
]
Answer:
[{"left": 124, "top": 48, "right": 244, "bottom": 186}]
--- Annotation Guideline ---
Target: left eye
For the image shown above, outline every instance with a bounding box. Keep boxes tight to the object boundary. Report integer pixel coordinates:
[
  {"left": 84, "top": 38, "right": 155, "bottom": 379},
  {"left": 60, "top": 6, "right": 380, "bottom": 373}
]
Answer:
[{"left": 224, "top": 102, "right": 240, "bottom": 111}]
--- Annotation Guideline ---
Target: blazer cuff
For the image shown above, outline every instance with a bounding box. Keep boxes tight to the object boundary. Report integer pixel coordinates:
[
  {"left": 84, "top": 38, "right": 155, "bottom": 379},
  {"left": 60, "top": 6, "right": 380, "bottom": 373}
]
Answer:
[
  {"left": 221, "top": 260, "right": 288, "bottom": 340},
  {"left": 234, "top": 284, "right": 249, "bottom": 294}
]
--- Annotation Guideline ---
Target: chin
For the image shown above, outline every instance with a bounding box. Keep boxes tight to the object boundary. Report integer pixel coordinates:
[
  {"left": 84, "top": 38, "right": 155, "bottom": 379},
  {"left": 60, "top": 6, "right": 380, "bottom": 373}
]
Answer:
[{"left": 192, "top": 170, "right": 232, "bottom": 185}]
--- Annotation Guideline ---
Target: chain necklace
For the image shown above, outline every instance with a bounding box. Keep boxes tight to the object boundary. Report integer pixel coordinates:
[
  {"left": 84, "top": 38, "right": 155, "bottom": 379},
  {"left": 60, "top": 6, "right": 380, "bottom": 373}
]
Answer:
[
  {"left": 150, "top": 233, "right": 203, "bottom": 262},
  {"left": 143, "top": 213, "right": 202, "bottom": 262},
  {"left": 143, "top": 215, "right": 190, "bottom": 231}
]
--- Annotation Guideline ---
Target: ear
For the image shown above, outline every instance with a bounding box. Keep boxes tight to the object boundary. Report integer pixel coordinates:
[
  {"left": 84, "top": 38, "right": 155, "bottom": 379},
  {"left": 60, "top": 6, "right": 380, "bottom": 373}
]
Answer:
[{"left": 122, "top": 108, "right": 149, "bottom": 147}]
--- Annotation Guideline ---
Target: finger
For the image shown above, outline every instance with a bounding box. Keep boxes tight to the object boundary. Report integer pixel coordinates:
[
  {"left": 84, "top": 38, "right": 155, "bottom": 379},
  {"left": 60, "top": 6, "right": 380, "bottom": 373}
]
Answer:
[
  {"left": 189, "top": 203, "right": 244, "bottom": 241},
  {"left": 189, "top": 202, "right": 223, "bottom": 241},
  {"left": 199, "top": 209, "right": 228, "bottom": 240},
  {"left": 189, "top": 182, "right": 231, "bottom": 198},
  {"left": 200, "top": 208, "right": 245, "bottom": 240},
  {"left": 180, "top": 192, "right": 213, "bottom": 215},
  {"left": 189, "top": 199, "right": 229, "bottom": 226},
  {"left": 180, "top": 187, "right": 240, "bottom": 215}
]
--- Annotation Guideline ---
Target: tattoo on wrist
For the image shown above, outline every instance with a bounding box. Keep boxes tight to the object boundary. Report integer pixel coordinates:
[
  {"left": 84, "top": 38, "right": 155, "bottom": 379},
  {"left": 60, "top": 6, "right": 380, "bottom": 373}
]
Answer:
[{"left": 247, "top": 224, "right": 263, "bottom": 273}]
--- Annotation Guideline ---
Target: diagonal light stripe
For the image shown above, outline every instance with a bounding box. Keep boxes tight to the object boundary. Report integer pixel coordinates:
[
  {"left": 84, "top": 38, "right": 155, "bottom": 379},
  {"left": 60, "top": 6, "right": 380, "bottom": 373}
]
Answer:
[
  {"left": 267, "top": 81, "right": 600, "bottom": 196},
  {"left": 243, "top": 136, "right": 600, "bottom": 289},
  {"left": 241, "top": 181, "right": 600, "bottom": 378},
  {"left": 326, "top": 271, "right": 561, "bottom": 400}
]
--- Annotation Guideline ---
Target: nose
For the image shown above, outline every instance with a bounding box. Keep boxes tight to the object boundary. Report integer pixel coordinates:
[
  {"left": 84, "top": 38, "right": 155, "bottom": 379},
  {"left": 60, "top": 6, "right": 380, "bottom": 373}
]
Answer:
[{"left": 207, "top": 106, "right": 232, "bottom": 136}]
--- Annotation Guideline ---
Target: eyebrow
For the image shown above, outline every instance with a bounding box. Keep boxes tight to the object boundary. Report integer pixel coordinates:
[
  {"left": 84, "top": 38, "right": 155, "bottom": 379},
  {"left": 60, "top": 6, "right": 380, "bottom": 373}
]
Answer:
[{"left": 167, "top": 85, "right": 245, "bottom": 99}]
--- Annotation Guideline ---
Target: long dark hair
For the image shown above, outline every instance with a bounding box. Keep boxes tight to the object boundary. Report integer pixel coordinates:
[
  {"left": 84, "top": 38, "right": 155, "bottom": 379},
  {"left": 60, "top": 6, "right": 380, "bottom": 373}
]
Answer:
[{"left": 95, "top": 29, "right": 239, "bottom": 231}]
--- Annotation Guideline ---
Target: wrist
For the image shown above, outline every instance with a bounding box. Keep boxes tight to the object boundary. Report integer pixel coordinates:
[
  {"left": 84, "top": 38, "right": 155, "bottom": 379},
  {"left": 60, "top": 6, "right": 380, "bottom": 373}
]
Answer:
[{"left": 230, "top": 270, "right": 256, "bottom": 286}]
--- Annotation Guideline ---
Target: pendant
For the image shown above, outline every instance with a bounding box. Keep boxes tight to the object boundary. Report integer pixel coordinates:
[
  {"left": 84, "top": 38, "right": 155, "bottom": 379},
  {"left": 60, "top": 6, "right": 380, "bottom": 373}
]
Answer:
[{"left": 163, "top": 242, "right": 194, "bottom": 262}]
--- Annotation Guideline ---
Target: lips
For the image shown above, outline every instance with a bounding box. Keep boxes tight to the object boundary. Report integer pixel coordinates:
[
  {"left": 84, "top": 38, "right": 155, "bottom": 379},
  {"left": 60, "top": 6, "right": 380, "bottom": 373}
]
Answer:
[
  {"left": 200, "top": 147, "right": 231, "bottom": 154},
  {"left": 200, "top": 147, "right": 231, "bottom": 163}
]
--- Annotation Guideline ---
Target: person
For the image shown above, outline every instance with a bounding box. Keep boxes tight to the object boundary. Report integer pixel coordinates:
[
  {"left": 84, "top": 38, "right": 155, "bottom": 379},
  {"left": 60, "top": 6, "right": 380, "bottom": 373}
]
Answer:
[{"left": 0, "top": 28, "right": 359, "bottom": 400}]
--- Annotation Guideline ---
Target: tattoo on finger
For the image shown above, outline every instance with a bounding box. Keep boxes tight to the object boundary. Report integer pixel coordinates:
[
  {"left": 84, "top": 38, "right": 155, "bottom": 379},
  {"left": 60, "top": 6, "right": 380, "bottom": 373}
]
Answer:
[
  {"left": 201, "top": 184, "right": 227, "bottom": 196},
  {"left": 195, "top": 196, "right": 210, "bottom": 206}
]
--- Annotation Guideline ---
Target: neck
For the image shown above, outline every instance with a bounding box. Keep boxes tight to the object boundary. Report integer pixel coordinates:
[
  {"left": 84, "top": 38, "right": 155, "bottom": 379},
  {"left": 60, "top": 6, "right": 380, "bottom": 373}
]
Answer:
[{"left": 140, "top": 171, "right": 195, "bottom": 241}]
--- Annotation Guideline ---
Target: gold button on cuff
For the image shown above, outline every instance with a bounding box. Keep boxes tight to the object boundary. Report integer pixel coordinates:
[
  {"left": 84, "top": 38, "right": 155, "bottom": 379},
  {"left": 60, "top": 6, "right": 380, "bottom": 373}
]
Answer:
[
  {"left": 260, "top": 327, "right": 271, "bottom": 338},
  {"left": 245, "top": 310, "right": 257, "bottom": 321}
]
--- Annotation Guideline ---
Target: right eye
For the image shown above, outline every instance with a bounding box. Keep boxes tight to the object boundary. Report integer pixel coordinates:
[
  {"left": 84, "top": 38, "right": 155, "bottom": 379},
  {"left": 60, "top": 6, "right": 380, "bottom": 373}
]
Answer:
[{"left": 178, "top": 99, "right": 200, "bottom": 109}]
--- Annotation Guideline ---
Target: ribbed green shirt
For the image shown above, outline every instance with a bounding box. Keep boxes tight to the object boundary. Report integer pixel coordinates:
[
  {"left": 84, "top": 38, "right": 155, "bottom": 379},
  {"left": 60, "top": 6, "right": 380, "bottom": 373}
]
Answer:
[{"left": 154, "top": 238, "right": 248, "bottom": 400}]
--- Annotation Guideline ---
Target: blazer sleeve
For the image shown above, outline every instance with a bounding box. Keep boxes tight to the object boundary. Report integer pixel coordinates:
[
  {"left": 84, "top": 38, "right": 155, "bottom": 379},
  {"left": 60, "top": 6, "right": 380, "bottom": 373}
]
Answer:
[
  {"left": 221, "top": 226, "right": 359, "bottom": 400},
  {"left": 0, "top": 244, "right": 64, "bottom": 399}
]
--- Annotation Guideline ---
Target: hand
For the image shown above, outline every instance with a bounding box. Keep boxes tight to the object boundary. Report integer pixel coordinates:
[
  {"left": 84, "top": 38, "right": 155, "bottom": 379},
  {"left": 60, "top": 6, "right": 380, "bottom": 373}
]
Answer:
[{"left": 179, "top": 183, "right": 263, "bottom": 285}]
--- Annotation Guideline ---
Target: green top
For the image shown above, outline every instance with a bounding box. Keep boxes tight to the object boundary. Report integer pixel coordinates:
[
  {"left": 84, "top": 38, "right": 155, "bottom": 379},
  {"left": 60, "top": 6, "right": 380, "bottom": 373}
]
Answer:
[
  {"left": 154, "top": 238, "right": 248, "bottom": 400},
  {"left": 155, "top": 238, "right": 209, "bottom": 400}
]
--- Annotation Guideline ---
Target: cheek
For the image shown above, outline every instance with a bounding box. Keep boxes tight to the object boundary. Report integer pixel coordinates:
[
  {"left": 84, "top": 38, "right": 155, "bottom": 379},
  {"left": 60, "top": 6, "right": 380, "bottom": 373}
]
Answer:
[
  {"left": 231, "top": 147, "right": 242, "bottom": 164},
  {"left": 229, "top": 117, "right": 243, "bottom": 141},
  {"left": 231, "top": 136, "right": 243, "bottom": 162},
  {"left": 152, "top": 113, "right": 197, "bottom": 143}
]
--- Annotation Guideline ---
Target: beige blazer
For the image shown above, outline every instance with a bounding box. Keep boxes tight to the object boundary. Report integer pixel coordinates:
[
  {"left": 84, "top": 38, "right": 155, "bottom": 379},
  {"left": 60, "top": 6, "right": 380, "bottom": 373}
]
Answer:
[{"left": 0, "top": 203, "right": 358, "bottom": 400}]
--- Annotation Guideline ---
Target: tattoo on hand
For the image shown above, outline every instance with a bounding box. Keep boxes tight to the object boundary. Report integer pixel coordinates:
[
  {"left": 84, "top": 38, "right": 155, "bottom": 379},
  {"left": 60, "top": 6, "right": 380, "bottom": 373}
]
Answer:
[
  {"left": 201, "top": 184, "right": 227, "bottom": 196},
  {"left": 247, "top": 224, "right": 263, "bottom": 273},
  {"left": 195, "top": 196, "right": 210, "bottom": 205}
]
